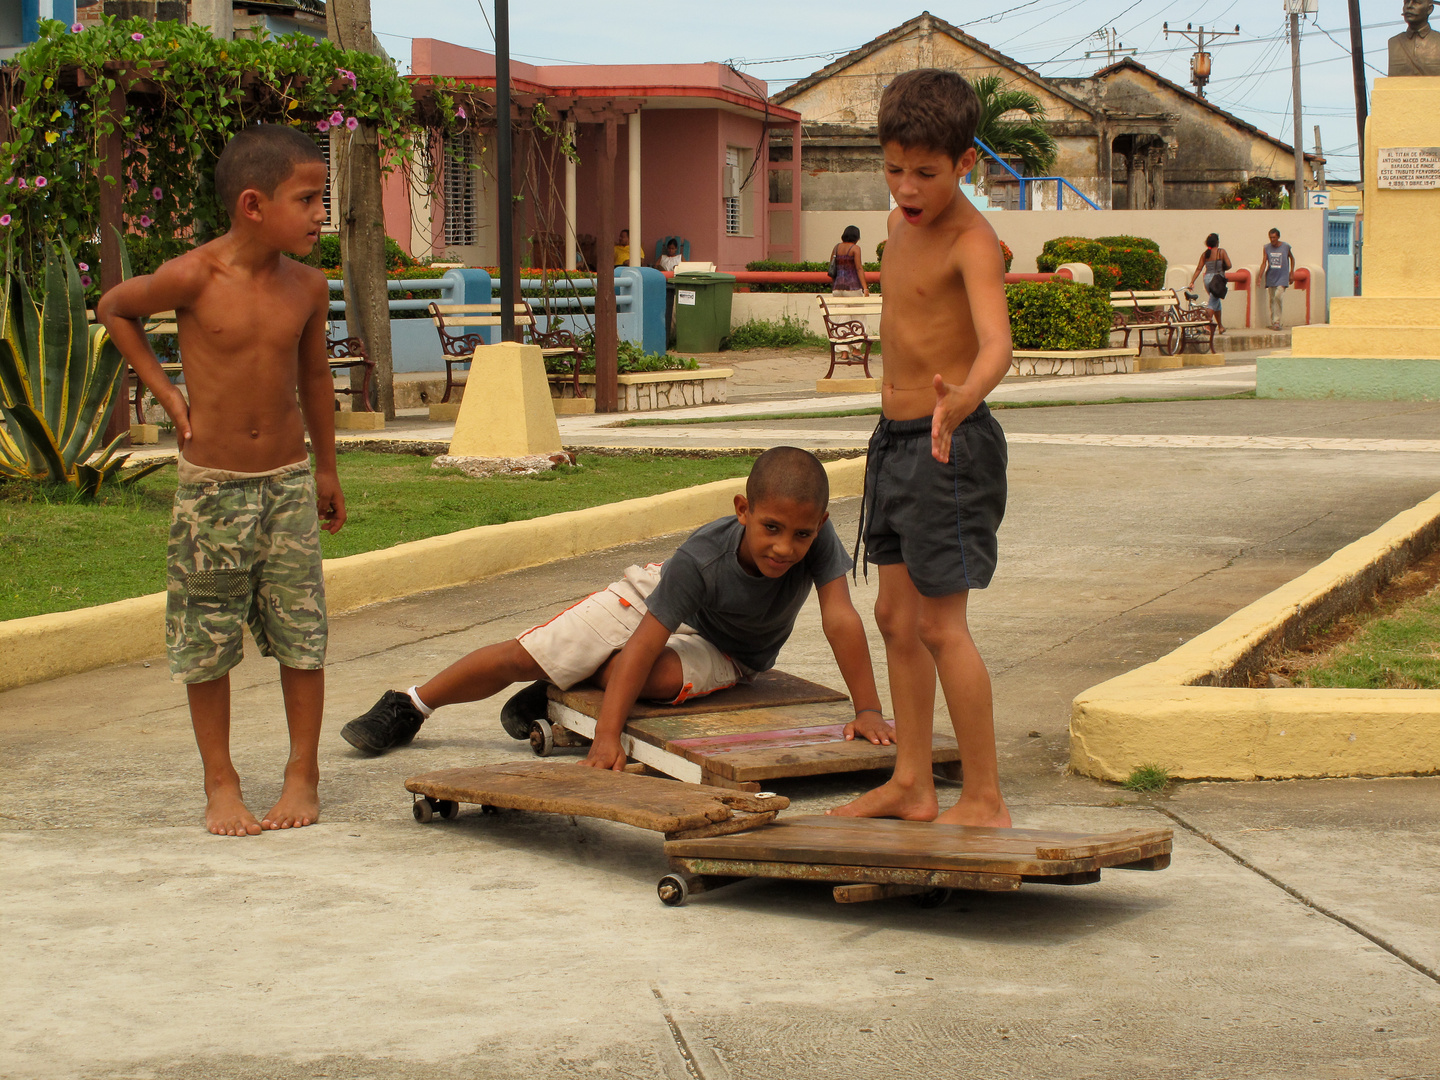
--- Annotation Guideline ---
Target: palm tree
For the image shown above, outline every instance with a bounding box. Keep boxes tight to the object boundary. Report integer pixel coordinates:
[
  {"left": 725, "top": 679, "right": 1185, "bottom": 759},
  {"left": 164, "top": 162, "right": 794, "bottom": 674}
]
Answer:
[{"left": 968, "top": 73, "right": 1057, "bottom": 185}]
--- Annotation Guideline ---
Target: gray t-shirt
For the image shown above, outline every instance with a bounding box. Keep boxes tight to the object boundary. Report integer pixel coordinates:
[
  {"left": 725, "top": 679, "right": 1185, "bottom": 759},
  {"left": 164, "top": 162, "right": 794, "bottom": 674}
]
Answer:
[
  {"left": 646, "top": 515, "right": 852, "bottom": 672},
  {"left": 1264, "top": 242, "right": 1293, "bottom": 287}
]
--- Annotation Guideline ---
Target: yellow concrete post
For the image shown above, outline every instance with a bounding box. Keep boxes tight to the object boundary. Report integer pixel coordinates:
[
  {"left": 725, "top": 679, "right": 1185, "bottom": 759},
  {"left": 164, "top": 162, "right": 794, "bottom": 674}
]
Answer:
[{"left": 447, "top": 342, "right": 563, "bottom": 458}]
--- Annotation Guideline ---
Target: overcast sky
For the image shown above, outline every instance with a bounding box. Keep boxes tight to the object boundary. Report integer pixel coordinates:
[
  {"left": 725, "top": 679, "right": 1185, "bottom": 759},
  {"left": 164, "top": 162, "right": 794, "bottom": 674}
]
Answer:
[{"left": 369, "top": 0, "right": 1408, "bottom": 180}]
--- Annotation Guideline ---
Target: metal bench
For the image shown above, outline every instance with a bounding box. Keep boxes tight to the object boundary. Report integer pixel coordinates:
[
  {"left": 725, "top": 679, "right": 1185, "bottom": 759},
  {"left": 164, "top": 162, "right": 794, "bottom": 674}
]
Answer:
[
  {"left": 1109, "top": 288, "right": 1216, "bottom": 356},
  {"left": 815, "top": 294, "right": 881, "bottom": 379},
  {"left": 428, "top": 300, "right": 585, "bottom": 403}
]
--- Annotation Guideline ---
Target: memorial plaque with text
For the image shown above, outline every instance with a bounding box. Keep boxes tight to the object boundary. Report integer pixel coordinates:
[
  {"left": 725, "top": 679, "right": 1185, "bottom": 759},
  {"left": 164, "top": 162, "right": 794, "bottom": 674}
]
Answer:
[{"left": 1377, "top": 147, "right": 1440, "bottom": 190}]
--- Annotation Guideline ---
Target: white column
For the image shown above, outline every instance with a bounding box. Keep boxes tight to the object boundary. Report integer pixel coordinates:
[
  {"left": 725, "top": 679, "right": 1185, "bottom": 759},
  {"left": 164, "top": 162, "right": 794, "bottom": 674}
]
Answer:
[
  {"left": 628, "top": 110, "right": 642, "bottom": 267},
  {"left": 564, "top": 121, "right": 577, "bottom": 272}
]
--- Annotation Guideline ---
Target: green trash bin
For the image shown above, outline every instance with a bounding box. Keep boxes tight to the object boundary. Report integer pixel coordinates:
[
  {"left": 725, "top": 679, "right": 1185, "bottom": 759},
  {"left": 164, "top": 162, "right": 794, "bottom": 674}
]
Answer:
[{"left": 672, "top": 271, "right": 735, "bottom": 352}]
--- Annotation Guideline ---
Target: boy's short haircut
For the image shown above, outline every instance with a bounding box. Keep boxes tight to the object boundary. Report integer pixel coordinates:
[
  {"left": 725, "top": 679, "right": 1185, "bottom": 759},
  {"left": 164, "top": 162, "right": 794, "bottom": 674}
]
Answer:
[
  {"left": 746, "top": 446, "right": 829, "bottom": 512},
  {"left": 878, "top": 69, "right": 980, "bottom": 164},
  {"left": 214, "top": 124, "right": 326, "bottom": 218}
]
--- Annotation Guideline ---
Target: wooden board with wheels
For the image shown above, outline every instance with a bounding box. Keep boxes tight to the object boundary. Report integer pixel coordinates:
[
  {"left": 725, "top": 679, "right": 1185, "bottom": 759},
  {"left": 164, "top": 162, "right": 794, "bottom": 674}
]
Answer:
[
  {"left": 655, "top": 815, "right": 1173, "bottom": 906},
  {"left": 405, "top": 760, "right": 788, "bottom": 839},
  {"left": 507, "top": 670, "right": 965, "bottom": 789}
]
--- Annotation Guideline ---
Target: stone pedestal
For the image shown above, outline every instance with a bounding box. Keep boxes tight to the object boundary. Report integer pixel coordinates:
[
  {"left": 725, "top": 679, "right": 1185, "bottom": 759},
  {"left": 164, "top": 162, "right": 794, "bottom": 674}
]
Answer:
[
  {"left": 1258, "top": 78, "right": 1440, "bottom": 400},
  {"left": 448, "top": 343, "right": 562, "bottom": 458}
]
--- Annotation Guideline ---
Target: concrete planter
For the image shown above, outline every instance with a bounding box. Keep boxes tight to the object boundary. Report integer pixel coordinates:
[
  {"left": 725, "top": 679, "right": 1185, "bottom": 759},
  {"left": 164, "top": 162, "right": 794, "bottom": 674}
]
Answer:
[
  {"left": 1011, "top": 348, "right": 1137, "bottom": 377},
  {"left": 549, "top": 368, "right": 733, "bottom": 412}
]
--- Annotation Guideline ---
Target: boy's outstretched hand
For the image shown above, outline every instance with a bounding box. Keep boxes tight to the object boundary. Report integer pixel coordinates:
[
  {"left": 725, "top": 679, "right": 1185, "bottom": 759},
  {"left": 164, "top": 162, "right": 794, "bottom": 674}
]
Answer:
[
  {"left": 844, "top": 711, "right": 895, "bottom": 745},
  {"left": 580, "top": 739, "right": 629, "bottom": 771},
  {"left": 931, "top": 374, "right": 979, "bottom": 462}
]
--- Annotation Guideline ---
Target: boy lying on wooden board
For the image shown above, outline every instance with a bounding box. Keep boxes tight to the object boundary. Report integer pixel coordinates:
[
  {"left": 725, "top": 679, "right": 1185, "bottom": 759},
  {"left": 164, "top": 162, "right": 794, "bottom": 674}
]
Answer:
[{"left": 342, "top": 447, "right": 892, "bottom": 769}]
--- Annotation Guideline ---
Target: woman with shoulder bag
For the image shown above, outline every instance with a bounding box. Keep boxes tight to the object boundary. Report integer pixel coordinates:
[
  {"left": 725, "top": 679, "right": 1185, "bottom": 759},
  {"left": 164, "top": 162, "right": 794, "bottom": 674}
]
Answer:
[
  {"left": 1186, "top": 232, "right": 1231, "bottom": 335},
  {"left": 829, "top": 225, "right": 867, "bottom": 297}
]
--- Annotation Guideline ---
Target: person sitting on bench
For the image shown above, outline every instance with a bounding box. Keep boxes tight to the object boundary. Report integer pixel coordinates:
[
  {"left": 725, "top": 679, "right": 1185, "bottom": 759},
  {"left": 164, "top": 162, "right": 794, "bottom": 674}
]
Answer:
[{"left": 341, "top": 447, "right": 892, "bottom": 768}]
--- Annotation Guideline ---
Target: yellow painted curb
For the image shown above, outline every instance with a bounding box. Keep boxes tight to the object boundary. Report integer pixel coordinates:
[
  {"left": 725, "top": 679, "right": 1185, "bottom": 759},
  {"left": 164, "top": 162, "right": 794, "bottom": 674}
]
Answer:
[
  {"left": 1071, "top": 489, "right": 1440, "bottom": 782},
  {"left": 0, "top": 457, "right": 866, "bottom": 693}
]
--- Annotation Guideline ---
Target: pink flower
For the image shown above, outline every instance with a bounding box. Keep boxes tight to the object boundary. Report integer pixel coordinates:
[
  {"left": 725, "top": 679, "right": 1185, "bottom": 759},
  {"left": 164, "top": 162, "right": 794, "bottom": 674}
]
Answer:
[
  {"left": 316, "top": 119, "right": 330, "bottom": 133},
  {"left": 131, "top": 32, "right": 144, "bottom": 41},
  {"left": 70, "top": 23, "right": 83, "bottom": 33},
  {"left": 345, "top": 117, "right": 358, "bottom": 131},
  {"left": 3, "top": 177, "right": 11, "bottom": 185},
  {"left": 329, "top": 110, "right": 343, "bottom": 126},
  {"left": 16, "top": 178, "right": 26, "bottom": 190},
  {"left": 80, "top": 275, "right": 92, "bottom": 287},
  {"left": 457, "top": 106, "right": 467, "bottom": 120},
  {"left": 138, "top": 215, "right": 152, "bottom": 227},
  {"left": 152, "top": 186, "right": 162, "bottom": 200},
  {"left": 0, "top": 215, "right": 11, "bottom": 227},
  {"left": 34, "top": 176, "right": 46, "bottom": 188},
  {"left": 78, "top": 262, "right": 89, "bottom": 271}
]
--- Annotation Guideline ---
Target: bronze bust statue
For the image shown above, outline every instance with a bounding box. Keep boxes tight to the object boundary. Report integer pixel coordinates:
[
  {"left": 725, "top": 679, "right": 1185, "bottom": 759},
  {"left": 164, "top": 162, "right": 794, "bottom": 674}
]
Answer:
[{"left": 1389, "top": 0, "right": 1440, "bottom": 75}]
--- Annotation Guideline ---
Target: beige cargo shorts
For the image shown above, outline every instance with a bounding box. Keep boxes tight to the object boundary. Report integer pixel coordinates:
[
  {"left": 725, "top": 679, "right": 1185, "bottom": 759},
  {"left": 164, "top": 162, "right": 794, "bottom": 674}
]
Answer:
[{"left": 518, "top": 563, "right": 748, "bottom": 702}]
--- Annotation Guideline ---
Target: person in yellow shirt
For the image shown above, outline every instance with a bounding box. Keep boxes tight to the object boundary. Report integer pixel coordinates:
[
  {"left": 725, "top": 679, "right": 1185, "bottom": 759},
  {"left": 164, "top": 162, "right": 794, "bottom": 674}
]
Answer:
[{"left": 613, "top": 229, "right": 631, "bottom": 267}]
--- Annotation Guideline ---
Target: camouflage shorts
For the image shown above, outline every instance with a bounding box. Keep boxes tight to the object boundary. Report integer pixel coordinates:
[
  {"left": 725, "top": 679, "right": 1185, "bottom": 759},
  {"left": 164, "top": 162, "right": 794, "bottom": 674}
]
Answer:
[{"left": 166, "top": 463, "right": 327, "bottom": 683}]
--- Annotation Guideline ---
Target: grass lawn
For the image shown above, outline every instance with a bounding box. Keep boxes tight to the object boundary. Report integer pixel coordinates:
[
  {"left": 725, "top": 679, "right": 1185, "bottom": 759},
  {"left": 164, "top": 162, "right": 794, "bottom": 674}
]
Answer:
[
  {"left": 1300, "top": 583, "right": 1440, "bottom": 689},
  {"left": 0, "top": 451, "right": 754, "bottom": 622}
]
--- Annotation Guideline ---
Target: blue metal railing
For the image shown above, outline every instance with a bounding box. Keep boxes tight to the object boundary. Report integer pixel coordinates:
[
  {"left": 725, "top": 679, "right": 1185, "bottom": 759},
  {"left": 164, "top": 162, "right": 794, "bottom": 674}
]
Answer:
[{"left": 972, "top": 137, "right": 1101, "bottom": 210}]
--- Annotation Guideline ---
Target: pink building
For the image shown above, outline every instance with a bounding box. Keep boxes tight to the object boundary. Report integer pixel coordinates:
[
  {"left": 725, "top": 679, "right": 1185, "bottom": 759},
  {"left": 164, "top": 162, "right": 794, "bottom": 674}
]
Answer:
[{"left": 385, "top": 40, "right": 803, "bottom": 272}]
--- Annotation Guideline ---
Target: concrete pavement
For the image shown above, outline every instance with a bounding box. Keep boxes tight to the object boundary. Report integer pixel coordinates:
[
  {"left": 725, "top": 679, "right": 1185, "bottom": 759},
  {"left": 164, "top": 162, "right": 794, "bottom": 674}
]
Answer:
[{"left": 5, "top": 354, "right": 1440, "bottom": 1078}]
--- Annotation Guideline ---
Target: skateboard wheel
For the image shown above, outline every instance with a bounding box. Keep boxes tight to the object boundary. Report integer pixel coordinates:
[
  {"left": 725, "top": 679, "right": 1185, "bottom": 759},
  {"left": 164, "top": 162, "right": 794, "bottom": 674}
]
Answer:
[
  {"left": 437, "top": 799, "right": 460, "bottom": 820},
  {"left": 657, "top": 874, "right": 689, "bottom": 907},
  {"left": 412, "top": 797, "right": 435, "bottom": 824},
  {"left": 528, "top": 718, "right": 554, "bottom": 757},
  {"left": 480, "top": 804, "right": 500, "bottom": 814},
  {"left": 913, "top": 888, "right": 950, "bottom": 909}
]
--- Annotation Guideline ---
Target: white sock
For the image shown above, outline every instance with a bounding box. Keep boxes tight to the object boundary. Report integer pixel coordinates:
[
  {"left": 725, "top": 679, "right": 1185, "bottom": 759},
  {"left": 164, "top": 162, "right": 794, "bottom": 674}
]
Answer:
[{"left": 407, "top": 686, "right": 434, "bottom": 718}]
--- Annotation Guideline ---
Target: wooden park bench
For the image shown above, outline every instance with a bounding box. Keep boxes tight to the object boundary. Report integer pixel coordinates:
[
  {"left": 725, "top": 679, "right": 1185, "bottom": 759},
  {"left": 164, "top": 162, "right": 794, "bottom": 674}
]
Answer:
[
  {"left": 428, "top": 299, "right": 585, "bottom": 403},
  {"left": 118, "top": 312, "right": 376, "bottom": 420},
  {"left": 1109, "top": 288, "right": 1216, "bottom": 356},
  {"left": 816, "top": 293, "right": 882, "bottom": 379}
]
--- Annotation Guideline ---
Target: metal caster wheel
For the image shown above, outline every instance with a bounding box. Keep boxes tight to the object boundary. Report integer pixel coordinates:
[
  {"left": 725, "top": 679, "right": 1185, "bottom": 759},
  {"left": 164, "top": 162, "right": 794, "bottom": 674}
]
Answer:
[
  {"left": 437, "top": 799, "right": 460, "bottom": 820},
  {"left": 913, "top": 888, "right": 951, "bottom": 909},
  {"left": 657, "top": 874, "right": 690, "bottom": 907},
  {"left": 529, "top": 718, "right": 554, "bottom": 757},
  {"left": 412, "top": 796, "right": 435, "bottom": 823}
]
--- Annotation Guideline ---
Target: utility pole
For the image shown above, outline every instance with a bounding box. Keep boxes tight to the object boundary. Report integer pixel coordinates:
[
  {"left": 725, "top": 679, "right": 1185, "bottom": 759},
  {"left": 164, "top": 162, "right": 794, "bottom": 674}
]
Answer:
[
  {"left": 1313, "top": 125, "right": 1327, "bottom": 190},
  {"left": 1084, "top": 27, "right": 1137, "bottom": 62},
  {"left": 328, "top": 0, "right": 396, "bottom": 418},
  {"left": 495, "top": 0, "right": 516, "bottom": 343},
  {"left": 1162, "top": 22, "right": 1241, "bottom": 98},
  {"left": 1347, "top": 0, "right": 1367, "bottom": 182},
  {"left": 1286, "top": 1, "right": 1309, "bottom": 202}
]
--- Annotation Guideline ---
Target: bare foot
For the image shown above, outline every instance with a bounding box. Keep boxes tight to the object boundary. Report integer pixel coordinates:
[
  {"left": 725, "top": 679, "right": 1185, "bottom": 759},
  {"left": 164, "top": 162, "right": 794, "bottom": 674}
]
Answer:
[
  {"left": 205, "top": 781, "right": 262, "bottom": 837},
  {"left": 933, "top": 795, "right": 1012, "bottom": 829},
  {"left": 827, "top": 779, "right": 938, "bottom": 820},
  {"left": 262, "top": 766, "right": 320, "bottom": 830}
]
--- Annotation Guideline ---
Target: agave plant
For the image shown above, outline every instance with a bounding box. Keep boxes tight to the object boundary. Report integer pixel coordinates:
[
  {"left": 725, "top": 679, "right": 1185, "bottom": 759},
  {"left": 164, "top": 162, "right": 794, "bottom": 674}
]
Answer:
[{"left": 0, "top": 242, "right": 165, "bottom": 495}]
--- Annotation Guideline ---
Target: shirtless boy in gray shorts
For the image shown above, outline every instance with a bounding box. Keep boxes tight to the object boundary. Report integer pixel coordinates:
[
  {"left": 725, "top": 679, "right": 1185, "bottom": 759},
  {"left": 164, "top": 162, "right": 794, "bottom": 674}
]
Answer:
[{"left": 342, "top": 448, "right": 892, "bottom": 768}]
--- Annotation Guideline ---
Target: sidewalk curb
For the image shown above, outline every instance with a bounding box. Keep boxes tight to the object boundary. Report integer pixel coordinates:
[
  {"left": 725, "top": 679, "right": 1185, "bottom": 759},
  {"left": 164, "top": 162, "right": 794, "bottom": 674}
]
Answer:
[
  {"left": 0, "top": 457, "right": 866, "bottom": 693},
  {"left": 1071, "top": 489, "right": 1440, "bottom": 782}
]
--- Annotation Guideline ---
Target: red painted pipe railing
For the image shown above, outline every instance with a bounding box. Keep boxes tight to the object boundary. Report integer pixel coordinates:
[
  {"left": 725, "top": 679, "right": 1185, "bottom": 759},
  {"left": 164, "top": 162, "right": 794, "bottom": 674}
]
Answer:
[
  {"left": 1291, "top": 267, "right": 1313, "bottom": 325},
  {"left": 668, "top": 269, "right": 1073, "bottom": 285},
  {"left": 1222, "top": 267, "right": 1254, "bottom": 328}
]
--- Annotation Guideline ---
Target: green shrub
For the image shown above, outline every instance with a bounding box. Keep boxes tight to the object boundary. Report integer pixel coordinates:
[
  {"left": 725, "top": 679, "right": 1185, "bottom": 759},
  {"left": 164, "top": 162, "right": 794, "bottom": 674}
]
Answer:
[
  {"left": 556, "top": 335, "right": 700, "bottom": 376},
  {"left": 725, "top": 315, "right": 829, "bottom": 350},
  {"left": 742, "top": 260, "right": 879, "bottom": 293},
  {"left": 1005, "top": 280, "right": 1111, "bottom": 350},
  {"left": 1037, "top": 234, "right": 1165, "bottom": 290},
  {"left": 304, "top": 234, "right": 417, "bottom": 273}
]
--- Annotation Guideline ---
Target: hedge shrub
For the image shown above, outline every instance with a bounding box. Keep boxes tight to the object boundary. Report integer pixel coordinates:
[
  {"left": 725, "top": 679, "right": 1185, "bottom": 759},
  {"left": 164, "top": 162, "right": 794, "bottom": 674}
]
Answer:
[
  {"left": 1036, "top": 234, "right": 1165, "bottom": 291},
  {"left": 1005, "top": 280, "right": 1112, "bottom": 351}
]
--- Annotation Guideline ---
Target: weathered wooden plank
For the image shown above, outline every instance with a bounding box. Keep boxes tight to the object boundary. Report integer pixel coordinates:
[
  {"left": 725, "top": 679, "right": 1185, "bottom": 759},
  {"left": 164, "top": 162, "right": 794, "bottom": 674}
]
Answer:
[
  {"left": 629, "top": 703, "right": 855, "bottom": 744},
  {"left": 405, "top": 761, "right": 788, "bottom": 833},
  {"left": 663, "top": 815, "right": 1172, "bottom": 876},
  {"left": 832, "top": 883, "right": 932, "bottom": 903},
  {"left": 550, "top": 669, "right": 847, "bottom": 720},
  {"left": 692, "top": 737, "right": 963, "bottom": 782},
  {"left": 667, "top": 855, "right": 1023, "bottom": 892}
]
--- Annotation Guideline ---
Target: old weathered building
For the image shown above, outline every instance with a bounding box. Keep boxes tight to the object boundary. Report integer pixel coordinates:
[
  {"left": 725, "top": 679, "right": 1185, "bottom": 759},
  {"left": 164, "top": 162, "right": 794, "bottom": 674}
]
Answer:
[{"left": 771, "top": 12, "right": 1315, "bottom": 214}]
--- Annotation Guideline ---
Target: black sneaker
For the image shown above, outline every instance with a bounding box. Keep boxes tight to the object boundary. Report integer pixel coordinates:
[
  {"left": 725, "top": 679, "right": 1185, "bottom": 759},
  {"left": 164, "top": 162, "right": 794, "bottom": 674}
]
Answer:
[
  {"left": 500, "top": 680, "right": 551, "bottom": 740},
  {"left": 341, "top": 690, "right": 426, "bottom": 753}
]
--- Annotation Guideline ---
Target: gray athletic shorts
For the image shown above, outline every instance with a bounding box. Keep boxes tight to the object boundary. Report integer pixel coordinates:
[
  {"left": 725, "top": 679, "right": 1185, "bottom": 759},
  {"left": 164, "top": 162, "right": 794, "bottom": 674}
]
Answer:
[{"left": 858, "top": 405, "right": 1007, "bottom": 597}]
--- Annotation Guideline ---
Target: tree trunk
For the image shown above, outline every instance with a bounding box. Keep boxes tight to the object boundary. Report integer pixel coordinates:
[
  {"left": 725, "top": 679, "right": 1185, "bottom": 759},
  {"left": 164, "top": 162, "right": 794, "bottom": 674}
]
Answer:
[
  {"left": 593, "top": 118, "right": 618, "bottom": 413},
  {"left": 327, "top": 0, "right": 395, "bottom": 418}
]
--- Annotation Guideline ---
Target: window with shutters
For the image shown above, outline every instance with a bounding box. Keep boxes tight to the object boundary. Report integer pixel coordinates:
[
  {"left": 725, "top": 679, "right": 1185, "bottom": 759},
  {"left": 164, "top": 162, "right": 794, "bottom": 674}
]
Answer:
[
  {"left": 312, "top": 131, "right": 333, "bottom": 229},
  {"left": 723, "top": 145, "right": 752, "bottom": 236},
  {"left": 443, "top": 136, "right": 478, "bottom": 248}
]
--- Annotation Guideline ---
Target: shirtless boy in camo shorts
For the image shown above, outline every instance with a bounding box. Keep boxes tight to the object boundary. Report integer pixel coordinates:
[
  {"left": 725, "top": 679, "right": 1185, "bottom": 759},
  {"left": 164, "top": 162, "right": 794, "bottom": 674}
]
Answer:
[{"left": 98, "top": 126, "right": 345, "bottom": 837}]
